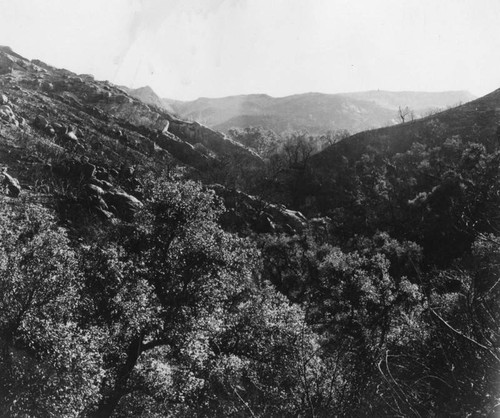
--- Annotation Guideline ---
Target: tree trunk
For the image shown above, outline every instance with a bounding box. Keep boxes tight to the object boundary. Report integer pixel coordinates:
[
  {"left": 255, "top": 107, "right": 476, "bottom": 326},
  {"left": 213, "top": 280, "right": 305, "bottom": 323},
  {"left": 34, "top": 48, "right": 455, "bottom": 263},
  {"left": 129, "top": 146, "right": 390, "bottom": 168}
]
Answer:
[{"left": 90, "top": 335, "right": 143, "bottom": 418}]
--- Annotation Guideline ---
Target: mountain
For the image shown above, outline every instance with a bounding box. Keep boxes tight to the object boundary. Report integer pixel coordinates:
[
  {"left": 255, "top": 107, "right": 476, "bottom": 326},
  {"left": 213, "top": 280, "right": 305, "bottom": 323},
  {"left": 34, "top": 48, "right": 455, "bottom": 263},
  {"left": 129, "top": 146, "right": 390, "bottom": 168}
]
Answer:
[
  {"left": 121, "top": 85, "right": 179, "bottom": 114},
  {"left": 163, "top": 90, "right": 475, "bottom": 134},
  {"left": 342, "top": 90, "right": 474, "bottom": 113},
  {"left": 313, "top": 88, "right": 500, "bottom": 166}
]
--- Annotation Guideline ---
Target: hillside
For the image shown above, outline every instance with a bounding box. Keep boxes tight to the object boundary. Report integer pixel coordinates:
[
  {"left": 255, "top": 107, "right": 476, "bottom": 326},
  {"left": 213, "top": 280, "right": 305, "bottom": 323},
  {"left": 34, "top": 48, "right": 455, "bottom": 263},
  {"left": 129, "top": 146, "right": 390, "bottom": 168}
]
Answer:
[
  {"left": 343, "top": 90, "right": 474, "bottom": 113},
  {"left": 288, "top": 86, "right": 500, "bottom": 264},
  {"left": 313, "top": 87, "right": 500, "bottom": 166},
  {"left": 0, "top": 46, "right": 315, "bottom": 234},
  {"left": 0, "top": 46, "right": 498, "bottom": 418},
  {"left": 163, "top": 90, "right": 475, "bottom": 134}
]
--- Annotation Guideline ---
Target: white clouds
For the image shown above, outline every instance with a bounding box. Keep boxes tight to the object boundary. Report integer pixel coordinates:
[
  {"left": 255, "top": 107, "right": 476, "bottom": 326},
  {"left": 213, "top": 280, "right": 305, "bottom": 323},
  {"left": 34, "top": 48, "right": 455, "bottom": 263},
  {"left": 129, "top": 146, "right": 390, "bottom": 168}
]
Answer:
[{"left": 0, "top": 0, "right": 498, "bottom": 99}]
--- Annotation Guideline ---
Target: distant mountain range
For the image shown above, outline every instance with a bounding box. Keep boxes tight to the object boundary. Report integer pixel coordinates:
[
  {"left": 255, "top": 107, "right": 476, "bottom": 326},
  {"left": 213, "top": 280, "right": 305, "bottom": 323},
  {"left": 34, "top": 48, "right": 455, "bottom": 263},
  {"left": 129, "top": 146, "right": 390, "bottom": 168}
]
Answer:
[{"left": 125, "top": 87, "right": 475, "bottom": 135}]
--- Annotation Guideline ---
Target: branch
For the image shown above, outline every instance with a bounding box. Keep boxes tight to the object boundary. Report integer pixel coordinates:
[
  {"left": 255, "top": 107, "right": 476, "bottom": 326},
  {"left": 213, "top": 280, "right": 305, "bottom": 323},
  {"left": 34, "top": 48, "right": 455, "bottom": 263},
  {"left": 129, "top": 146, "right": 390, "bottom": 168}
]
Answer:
[
  {"left": 229, "top": 382, "right": 257, "bottom": 418},
  {"left": 142, "top": 337, "right": 170, "bottom": 352},
  {"left": 430, "top": 308, "right": 500, "bottom": 362}
]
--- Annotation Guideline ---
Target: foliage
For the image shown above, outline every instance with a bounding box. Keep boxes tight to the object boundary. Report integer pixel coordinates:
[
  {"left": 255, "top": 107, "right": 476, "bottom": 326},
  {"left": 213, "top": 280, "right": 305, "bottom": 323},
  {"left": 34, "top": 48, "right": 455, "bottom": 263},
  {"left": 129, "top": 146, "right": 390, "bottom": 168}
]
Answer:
[
  {"left": 2, "top": 128, "right": 500, "bottom": 416},
  {"left": 0, "top": 197, "right": 104, "bottom": 417}
]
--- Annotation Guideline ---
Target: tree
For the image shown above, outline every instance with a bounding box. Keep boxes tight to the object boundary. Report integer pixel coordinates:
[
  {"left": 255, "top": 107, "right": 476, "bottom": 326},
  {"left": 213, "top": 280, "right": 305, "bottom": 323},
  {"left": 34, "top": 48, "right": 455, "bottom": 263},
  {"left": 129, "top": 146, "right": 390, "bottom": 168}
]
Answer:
[
  {"left": 397, "top": 105, "right": 414, "bottom": 123},
  {"left": 0, "top": 198, "right": 103, "bottom": 417},
  {"left": 228, "top": 126, "right": 280, "bottom": 158},
  {"left": 86, "top": 176, "right": 321, "bottom": 416}
]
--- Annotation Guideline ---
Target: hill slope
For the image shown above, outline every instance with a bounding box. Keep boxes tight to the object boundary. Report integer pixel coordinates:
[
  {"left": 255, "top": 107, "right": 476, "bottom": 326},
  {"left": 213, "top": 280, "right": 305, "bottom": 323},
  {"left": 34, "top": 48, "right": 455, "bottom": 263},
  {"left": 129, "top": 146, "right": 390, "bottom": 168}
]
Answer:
[
  {"left": 163, "top": 90, "right": 475, "bottom": 134},
  {"left": 314, "top": 87, "right": 500, "bottom": 166},
  {"left": 0, "top": 47, "right": 315, "bottom": 234}
]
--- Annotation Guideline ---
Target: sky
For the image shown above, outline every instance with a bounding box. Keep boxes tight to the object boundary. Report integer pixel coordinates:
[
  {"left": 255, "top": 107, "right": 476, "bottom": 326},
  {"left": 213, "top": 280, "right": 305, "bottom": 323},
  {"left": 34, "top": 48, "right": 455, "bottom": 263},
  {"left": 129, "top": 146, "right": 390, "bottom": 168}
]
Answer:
[{"left": 0, "top": 0, "right": 499, "bottom": 100}]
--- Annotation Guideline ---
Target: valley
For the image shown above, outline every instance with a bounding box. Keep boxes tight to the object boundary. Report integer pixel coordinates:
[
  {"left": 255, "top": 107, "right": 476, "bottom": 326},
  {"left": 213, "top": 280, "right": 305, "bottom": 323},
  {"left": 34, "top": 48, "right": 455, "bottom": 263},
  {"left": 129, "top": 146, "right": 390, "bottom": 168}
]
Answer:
[{"left": 0, "top": 45, "right": 498, "bottom": 417}]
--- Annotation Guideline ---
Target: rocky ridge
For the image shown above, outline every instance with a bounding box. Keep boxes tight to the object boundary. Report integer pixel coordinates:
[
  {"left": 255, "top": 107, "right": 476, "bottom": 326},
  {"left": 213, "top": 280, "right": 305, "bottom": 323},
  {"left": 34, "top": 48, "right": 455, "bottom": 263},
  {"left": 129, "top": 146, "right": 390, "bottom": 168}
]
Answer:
[{"left": 0, "top": 46, "right": 306, "bottom": 233}]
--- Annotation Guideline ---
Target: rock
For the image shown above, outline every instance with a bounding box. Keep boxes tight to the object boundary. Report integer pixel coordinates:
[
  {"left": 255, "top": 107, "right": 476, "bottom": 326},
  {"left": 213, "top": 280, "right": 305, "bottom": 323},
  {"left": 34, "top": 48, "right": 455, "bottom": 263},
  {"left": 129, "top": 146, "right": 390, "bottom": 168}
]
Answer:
[
  {"left": 0, "top": 55, "right": 14, "bottom": 75},
  {"left": 79, "top": 74, "right": 94, "bottom": 81},
  {"left": 89, "top": 177, "right": 113, "bottom": 190},
  {"left": 2, "top": 172, "right": 21, "bottom": 197},
  {"left": 212, "top": 184, "right": 307, "bottom": 234},
  {"left": 84, "top": 183, "right": 109, "bottom": 212},
  {"left": 254, "top": 215, "right": 277, "bottom": 233},
  {"left": 64, "top": 131, "right": 78, "bottom": 142},
  {"left": 43, "top": 82, "right": 54, "bottom": 92},
  {"left": 81, "top": 162, "right": 96, "bottom": 179},
  {"left": 86, "top": 183, "right": 105, "bottom": 196},
  {"left": 0, "top": 105, "right": 15, "bottom": 123},
  {"left": 52, "top": 122, "right": 67, "bottom": 134},
  {"left": 114, "top": 94, "right": 133, "bottom": 104},
  {"left": 95, "top": 168, "right": 111, "bottom": 181},
  {"left": 280, "top": 208, "right": 307, "bottom": 231},
  {"left": 95, "top": 207, "right": 114, "bottom": 220},
  {"left": 0, "top": 94, "right": 8, "bottom": 105},
  {"left": 34, "top": 115, "right": 49, "bottom": 129},
  {"left": 103, "top": 190, "right": 143, "bottom": 222}
]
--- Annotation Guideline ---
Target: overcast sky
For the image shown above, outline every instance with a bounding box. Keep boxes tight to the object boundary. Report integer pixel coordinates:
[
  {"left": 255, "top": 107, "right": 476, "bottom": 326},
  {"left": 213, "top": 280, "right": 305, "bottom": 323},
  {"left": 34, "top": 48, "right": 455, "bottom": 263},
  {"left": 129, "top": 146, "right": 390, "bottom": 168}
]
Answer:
[{"left": 0, "top": 0, "right": 499, "bottom": 100}]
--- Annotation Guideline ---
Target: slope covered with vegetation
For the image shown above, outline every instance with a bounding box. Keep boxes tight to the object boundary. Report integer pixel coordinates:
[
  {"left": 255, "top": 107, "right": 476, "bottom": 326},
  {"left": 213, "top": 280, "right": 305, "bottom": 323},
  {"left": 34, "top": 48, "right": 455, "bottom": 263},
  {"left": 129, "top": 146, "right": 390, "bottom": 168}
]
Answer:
[{"left": 0, "top": 46, "right": 498, "bottom": 417}]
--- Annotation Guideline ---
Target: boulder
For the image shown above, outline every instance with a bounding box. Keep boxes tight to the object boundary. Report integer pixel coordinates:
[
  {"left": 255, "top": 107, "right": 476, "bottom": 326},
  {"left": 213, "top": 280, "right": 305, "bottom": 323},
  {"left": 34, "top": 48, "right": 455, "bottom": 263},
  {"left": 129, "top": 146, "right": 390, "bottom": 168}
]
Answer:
[
  {"left": 34, "top": 115, "right": 49, "bottom": 129},
  {"left": 2, "top": 172, "right": 21, "bottom": 197},
  {"left": 0, "top": 105, "right": 15, "bottom": 124},
  {"left": 64, "top": 131, "right": 78, "bottom": 142},
  {"left": 41, "top": 81, "right": 54, "bottom": 92},
  {"left": 86, "top": 183, "right": 105, "bottom": 196},
  {"left": 114, "top": 94, "right": 133, "bottom": 104},
  {"left": 280, "top": 208, "right": 307, "bottom": 231},
  {"left": 81, "top": 162, "right": 96, "bottom": 179},
  {"left": 103, "top": 190, "right": 143, "bottom": 222},
  {"left": 0, "top": 93, "right": 8, "bottom": 105},
  {"left": 95, "top": 207, "right": 114, "bottom": 220},
  {"left": 89, "top": 177, "right": 113, "bottom": 190},
  {"left": 52, "top": 122, "right": 67, "bottom": 134}
]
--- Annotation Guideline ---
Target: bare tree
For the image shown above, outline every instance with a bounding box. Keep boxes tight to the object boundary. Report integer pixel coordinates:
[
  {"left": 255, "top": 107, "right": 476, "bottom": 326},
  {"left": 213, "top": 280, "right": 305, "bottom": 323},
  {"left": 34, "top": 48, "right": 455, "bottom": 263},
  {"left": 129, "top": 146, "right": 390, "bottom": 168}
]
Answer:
[{"left": 397, "top": 105, "right": 414, "bottom": 123}]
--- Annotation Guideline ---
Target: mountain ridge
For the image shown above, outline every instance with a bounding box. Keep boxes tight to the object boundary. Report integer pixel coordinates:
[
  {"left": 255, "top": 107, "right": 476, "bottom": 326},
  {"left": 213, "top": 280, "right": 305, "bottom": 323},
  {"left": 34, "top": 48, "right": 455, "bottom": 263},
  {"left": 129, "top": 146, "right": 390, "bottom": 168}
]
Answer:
[{"left": 157, "top": 89, "right": 475, "bottom": 135}]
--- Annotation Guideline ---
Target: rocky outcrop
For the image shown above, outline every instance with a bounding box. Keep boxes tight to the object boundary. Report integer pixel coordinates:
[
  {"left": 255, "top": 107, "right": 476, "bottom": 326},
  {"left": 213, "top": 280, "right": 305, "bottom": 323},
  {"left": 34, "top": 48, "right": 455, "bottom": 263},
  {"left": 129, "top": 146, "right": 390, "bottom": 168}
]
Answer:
[
  {"left": 34, "top": 114, "right": 49, "bottom": 129},
  {"left": 50, "top": 158, "right": 143, "bottom": 222},
  {"left": 154, "top": 131, "right": 211, "bottom": 169},
  {"left": 98, "top": 94, "right": 169, "bottom": 131},
  {"left": 0, "top": 46, "right": 271, "bottom": 230},
  {"left": 102, "top": 190, "right": 143, "bottom": 222},
  {"left": 0, "top": 104, "right": 18, "bottom": 126},
  {"left": 167, "top": 118, "right": 263, "bottom": 167},
  {"left": 212, "top": 184, "right": 306, "bottom": 234},
  {"left": 0, "top": 54, "right": 14, "bottom": 75},
  {"left": 1, "top": 171, "right": 21, "bottom": 197}
]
